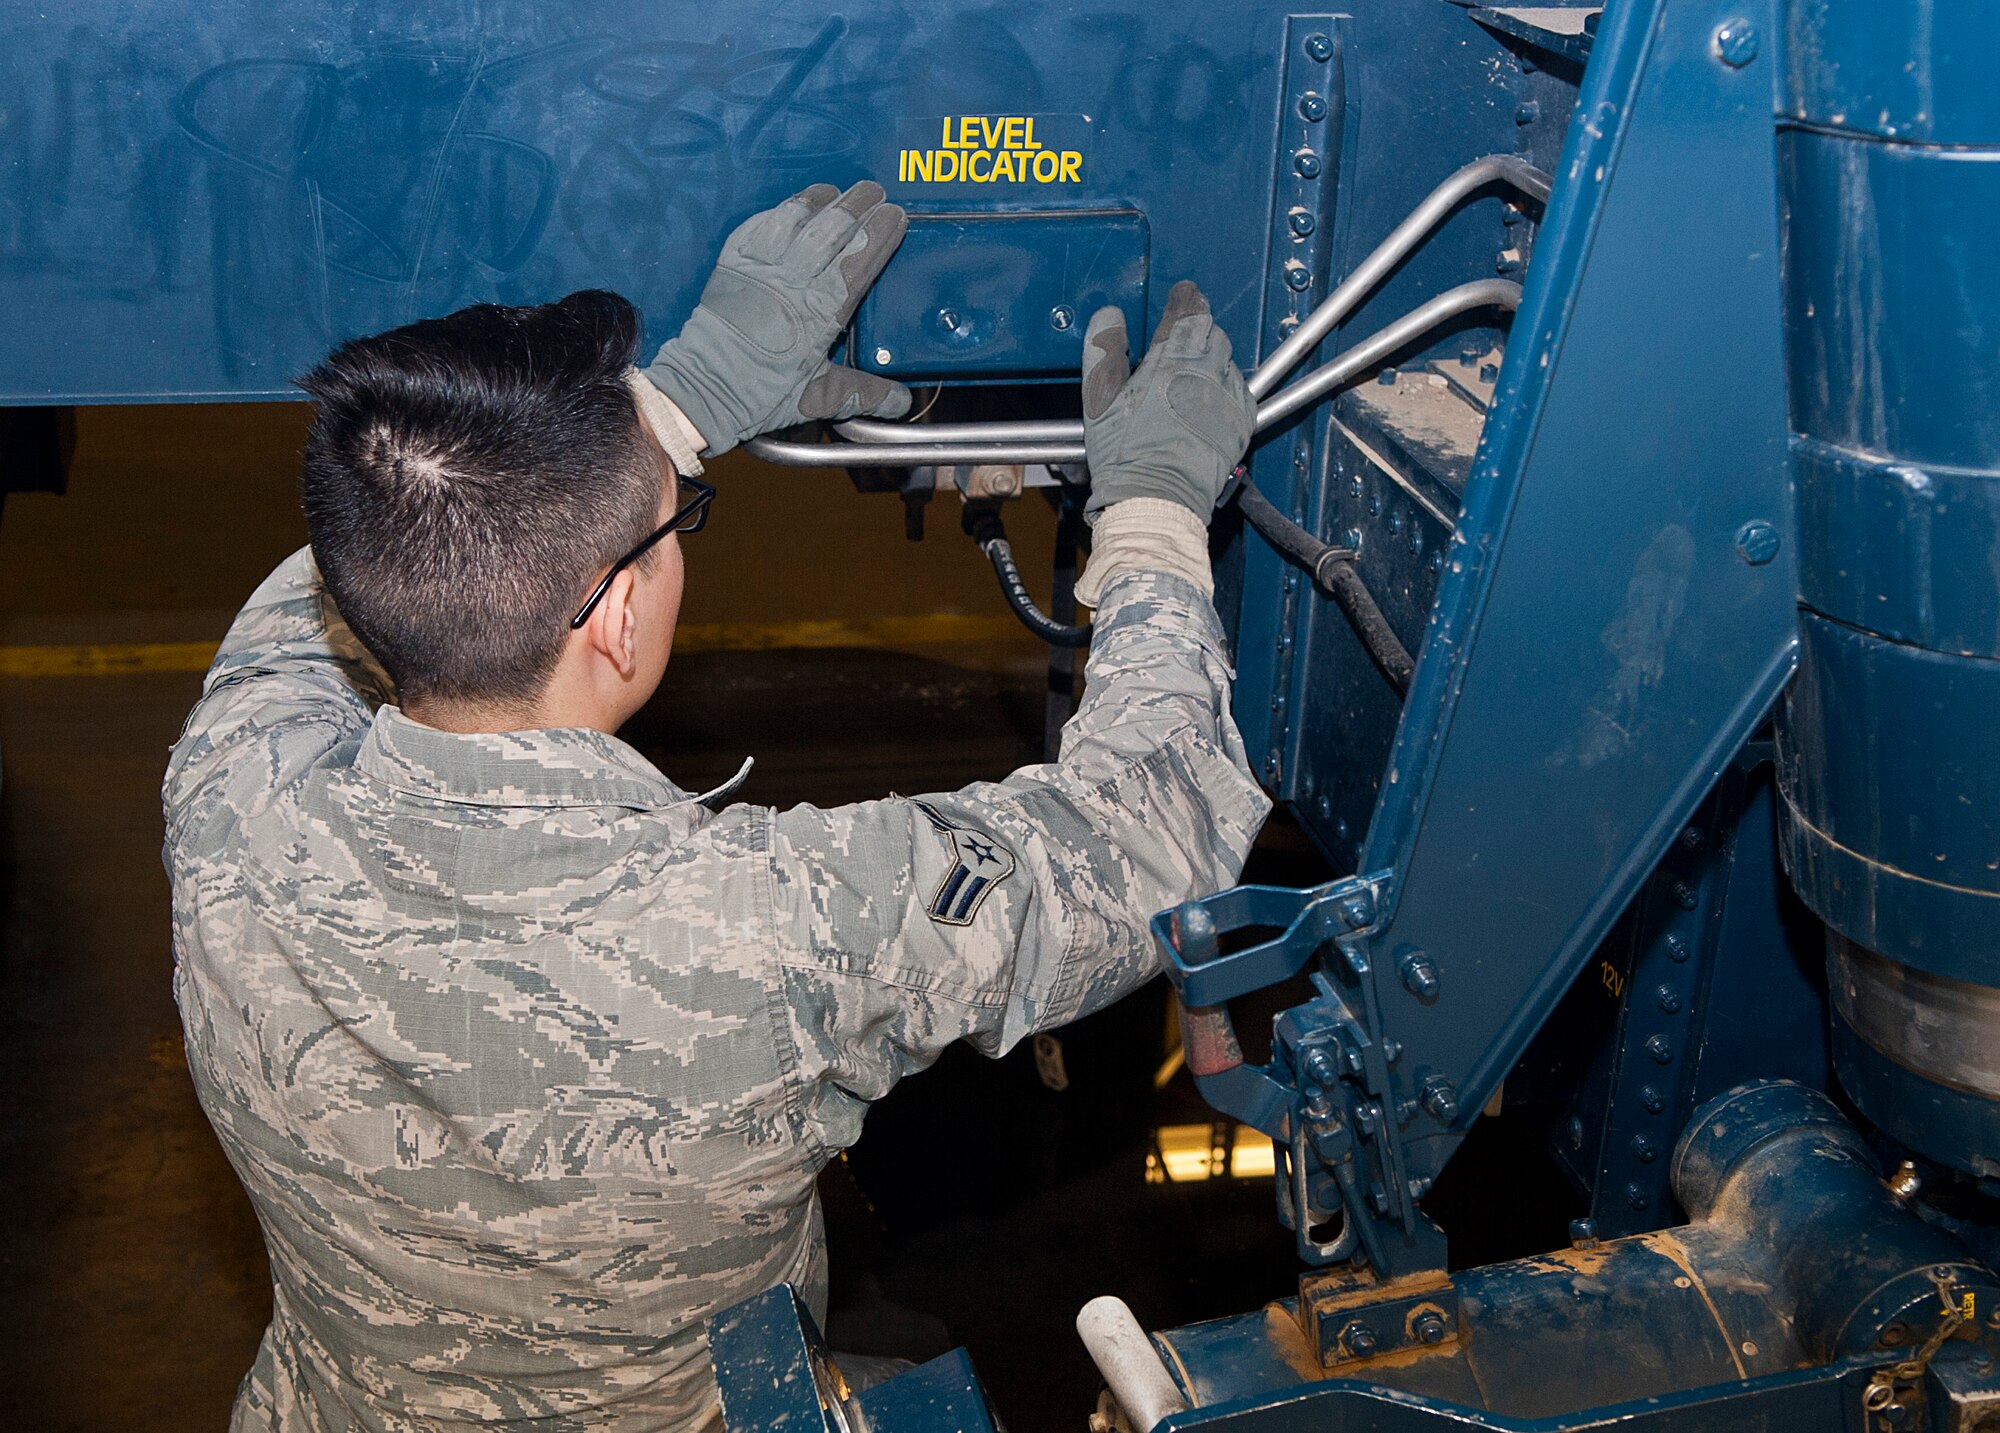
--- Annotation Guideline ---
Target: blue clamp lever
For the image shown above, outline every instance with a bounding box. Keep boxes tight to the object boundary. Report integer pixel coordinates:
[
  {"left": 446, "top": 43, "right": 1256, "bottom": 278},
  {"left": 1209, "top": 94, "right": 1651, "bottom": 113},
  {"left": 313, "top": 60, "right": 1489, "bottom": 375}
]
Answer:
[{"left": 1151, "top": 878, "right": 1363, "bottom": 1008}]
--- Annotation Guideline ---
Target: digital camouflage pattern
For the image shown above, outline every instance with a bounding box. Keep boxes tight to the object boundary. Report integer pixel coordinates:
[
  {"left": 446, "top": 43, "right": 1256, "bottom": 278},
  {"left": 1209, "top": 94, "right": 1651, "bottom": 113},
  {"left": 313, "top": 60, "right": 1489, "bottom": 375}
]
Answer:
[{"left": 164, "top": 546, "right": 1269, "bottom": 1432}]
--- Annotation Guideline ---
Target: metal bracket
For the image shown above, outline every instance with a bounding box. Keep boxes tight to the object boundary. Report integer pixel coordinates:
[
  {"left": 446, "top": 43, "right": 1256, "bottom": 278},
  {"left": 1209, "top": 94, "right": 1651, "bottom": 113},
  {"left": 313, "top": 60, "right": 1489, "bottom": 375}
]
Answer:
[{"left": 1298, "top": 1266, "right": 1461, "bottom": 1369}]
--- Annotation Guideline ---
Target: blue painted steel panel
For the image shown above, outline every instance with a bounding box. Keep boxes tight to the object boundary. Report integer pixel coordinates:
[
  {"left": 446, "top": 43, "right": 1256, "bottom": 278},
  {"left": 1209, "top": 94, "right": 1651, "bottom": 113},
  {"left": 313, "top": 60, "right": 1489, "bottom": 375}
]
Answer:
[
  {"left": 1348, "top": 0, "right": 1798, "bottom": 1172},
  {"left": 0, "top": 1, "right": 1523, "bottom": 404}
]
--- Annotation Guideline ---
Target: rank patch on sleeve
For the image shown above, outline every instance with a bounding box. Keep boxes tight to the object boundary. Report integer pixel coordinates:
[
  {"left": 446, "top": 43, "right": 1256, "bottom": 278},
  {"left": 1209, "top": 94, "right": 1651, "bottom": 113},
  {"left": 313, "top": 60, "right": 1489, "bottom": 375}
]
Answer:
[{"left": 913, "top": 800, "right": 1017, "bottom": 926}]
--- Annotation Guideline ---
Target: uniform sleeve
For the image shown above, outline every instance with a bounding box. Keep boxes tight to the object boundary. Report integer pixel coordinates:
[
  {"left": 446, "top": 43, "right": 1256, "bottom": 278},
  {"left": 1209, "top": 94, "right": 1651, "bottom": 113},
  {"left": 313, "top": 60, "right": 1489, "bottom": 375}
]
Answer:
[
  {"left": 162, "top": 546, "right": 394, "bottom": 830},
  {"left": 769, "top": 568, "right": 1271, "bottom": 1152}
]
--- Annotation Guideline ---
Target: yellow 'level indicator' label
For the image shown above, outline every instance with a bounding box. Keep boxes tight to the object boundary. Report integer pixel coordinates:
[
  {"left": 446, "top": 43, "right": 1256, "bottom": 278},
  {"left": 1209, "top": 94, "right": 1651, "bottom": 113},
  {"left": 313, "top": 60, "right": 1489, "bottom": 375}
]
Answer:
[{"left": 900, "top": 116, "right": 1084, "bottom": 185}]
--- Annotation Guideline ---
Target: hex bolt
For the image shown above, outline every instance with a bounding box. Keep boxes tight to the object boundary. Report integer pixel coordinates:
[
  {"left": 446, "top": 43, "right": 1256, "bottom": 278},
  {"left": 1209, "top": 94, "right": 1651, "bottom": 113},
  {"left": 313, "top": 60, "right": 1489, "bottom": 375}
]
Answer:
[
  {"left": 1735, "top": 519, "right": 1781, "bottom": 565},
  {"left": 1049, "top": 305, "right": 1075, "bottom": 332},
  {"left": 1294, "top": 149, "right": 1323, "bottom": 179},
  {"left": 1285, "top": 265, "right": 1314, "bottom": 292},
  {"left": 1714, "top": 19, "right": 1759, "bottom": 67},
  {"left": 1339, "top": 892, "right": 1376, "bottom": 929},
  {"left": 1625, "top": 1182, "right": 1651, "bottom": 1211},
  {"left": 1495, "top": 247, "right": 1524, "bottom": 274},
  {"left": 1631, "top": 1133, "right": 1658, "bottom": 1163},
  {"left": 1459, "top": 342, "right": 1481, "bottom": 367},
  {"left": 1378, "top": 367, "right": 1398, "bottom": 387},
  {"left": 1400, "top": 952, "right": 1441, "bottom": 1000},
  {"left": 1646, "top": 1033, "right": 1675, "bottom": 1065},
  {"left": 1289, "top": 210, "right": 1317, "bottom": 238},
  {"left": 1304, "top": 31, "right": 1334, "bottom": 61},
  {"left": 1412, "top": 1310, "right": 1448, "bottom": 1345},
  {"left": 1640, "top": 1083, "right": 1666, "bottom": 1114},
  {"left": 1478, "top": 362, "right": 1499, "bottom": 383},
  {"left": 1421, "top": 1077, "right": 1459, "bottom": 1123},
  {"left": 873, "top": 347, "right": 894, "bottom": 366},
  {"left": 1297, "top": 91, "right": 1328, "bottom": 122},
  {"left": 1302, "top": 1046, "right": 1341, "bottom": 1089},
  {"left": 1341, "top": 1321, "right": 1378, "bottom": 1356},
  {"left": 1655, "top": 984, "right": 1683, "bottom": 1014}
]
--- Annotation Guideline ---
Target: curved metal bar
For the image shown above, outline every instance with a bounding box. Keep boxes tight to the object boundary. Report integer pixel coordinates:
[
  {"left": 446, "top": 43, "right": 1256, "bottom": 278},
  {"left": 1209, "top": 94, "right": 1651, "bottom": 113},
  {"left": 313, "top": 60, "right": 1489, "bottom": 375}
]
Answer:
[
  {"left": 753, "top": 276, "right": 1521, "bottom": 469},
  {"left": 837, "top": 415, "right": 1086, "bottom": 444},
  {"left": 744, "top": 435, "right": 1089, "bottom": 466},
  {"left": 1254, "top": 278, "right": 1522, "bottom": 427},
  {"left": 828, "top": 153, "right": 1551, "bottom": 452},
  {"left": 1247, "top": 153, "right": 1549, "bottom": 398}
]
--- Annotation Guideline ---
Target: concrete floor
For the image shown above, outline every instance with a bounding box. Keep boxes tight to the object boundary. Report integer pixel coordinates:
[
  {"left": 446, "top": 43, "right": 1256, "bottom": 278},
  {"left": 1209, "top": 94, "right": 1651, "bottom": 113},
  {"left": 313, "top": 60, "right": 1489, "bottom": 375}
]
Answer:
[{"left": 0, "top": 405, "right": 1314, "bottom": 1430}]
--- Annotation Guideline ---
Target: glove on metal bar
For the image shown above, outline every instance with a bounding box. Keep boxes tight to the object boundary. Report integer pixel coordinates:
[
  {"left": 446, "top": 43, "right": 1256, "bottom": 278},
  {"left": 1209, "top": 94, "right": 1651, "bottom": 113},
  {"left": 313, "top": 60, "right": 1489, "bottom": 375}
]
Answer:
[
  {"left": 746, "top": 280, "right": 1522, "bottom": 467},
  {"left": 824, "top": 154, "right": 1551, "bottom": 450}
]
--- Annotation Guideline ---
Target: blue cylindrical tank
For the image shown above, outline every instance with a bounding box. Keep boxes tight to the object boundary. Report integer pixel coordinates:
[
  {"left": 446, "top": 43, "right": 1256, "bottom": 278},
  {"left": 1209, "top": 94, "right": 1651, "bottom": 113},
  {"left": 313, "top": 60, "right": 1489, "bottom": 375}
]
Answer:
[{"left": 1775, "top": 1, "right": 2000, "bottom": 1177}]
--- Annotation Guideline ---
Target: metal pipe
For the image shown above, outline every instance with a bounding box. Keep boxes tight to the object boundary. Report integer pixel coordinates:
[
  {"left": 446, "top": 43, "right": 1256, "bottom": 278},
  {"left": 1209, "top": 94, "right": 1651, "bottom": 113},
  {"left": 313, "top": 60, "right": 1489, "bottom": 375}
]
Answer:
[
  {"left": 755, "top": 280, "right": 1520, "bottom": 469},
  {"left": 744, "top": 435, "right": 1088, "bottom": 466},
  {"left": 1076, "top": 1296, "right": 1189, "bottom": 1433},
  {"left": 827, "top": 154, "right": 1550, "bottom": 452},
  {"left": 1247, "top": 153, "right": 1548, "bottom": 398},
  {"left": 838, "top": 415, "right": 1085, "bottom": 445},
  {"left": 1253, "top": 278, "right": 1522, "bottom": 427}
]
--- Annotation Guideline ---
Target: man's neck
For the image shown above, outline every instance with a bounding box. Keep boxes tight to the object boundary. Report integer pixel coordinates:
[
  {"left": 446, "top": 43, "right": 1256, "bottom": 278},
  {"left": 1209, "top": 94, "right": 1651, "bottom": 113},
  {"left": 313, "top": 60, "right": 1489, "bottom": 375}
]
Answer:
[{"left": 401, "top": 694, "right": 549, "bottom": 734}]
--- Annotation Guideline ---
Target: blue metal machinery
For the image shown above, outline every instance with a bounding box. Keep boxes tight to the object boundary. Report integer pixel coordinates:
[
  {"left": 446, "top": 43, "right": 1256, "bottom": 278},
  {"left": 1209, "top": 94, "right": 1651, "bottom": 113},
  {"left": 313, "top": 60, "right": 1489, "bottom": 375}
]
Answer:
[{"left": 6, "top": 0, "right": 2000, "bottom": 1428}]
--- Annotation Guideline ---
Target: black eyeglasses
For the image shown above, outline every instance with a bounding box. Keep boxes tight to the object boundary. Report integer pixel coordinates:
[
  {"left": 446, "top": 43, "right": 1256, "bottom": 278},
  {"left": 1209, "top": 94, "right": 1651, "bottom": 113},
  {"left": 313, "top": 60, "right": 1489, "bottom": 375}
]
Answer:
[{"left": 569, "top": 476, "right": 715, "bottom": 629}]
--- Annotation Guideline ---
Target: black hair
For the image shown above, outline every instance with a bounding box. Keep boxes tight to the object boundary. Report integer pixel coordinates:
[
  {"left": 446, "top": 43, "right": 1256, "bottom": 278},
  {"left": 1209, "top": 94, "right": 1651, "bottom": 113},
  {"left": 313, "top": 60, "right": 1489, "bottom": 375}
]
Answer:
[{"left": 298, "top": 290, "right": 662, "bottom": 708}]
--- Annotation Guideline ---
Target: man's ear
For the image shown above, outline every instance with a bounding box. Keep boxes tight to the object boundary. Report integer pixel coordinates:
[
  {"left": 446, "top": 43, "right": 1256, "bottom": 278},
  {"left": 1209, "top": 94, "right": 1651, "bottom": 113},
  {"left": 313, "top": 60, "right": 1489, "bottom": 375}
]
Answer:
[{"left": 584, "top": 569, "right": 641, "bottom": 679}]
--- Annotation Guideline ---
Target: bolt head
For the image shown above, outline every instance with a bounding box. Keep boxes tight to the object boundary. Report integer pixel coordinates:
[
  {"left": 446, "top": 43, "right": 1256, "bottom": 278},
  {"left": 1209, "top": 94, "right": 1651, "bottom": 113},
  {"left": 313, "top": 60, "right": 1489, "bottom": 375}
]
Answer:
[
  {"left": 1049, "top": 305, "right": 1075, "bottom": 331},
  {"left": 1515, "top": 101, "right": 1540, "bottom": 125},
  {"left": 1294, "top": 149, "right": 1323, "bottom": 179},
  {"left": 1341, "top": 1320, "right": 1378, "bottom": 1355},
  {"left": 1289, "top": 210, "right": 1317, "bottom": 238},
  {"left": 1655, "top": 984, "right": 1683, "bottom": 1014},
  {"left": 1714, "top": 19, "right": 1759, "bottom": 67},
  {"left": 1640, "top": 1083, "right": 1666, "bottom": 1114},
  {"left": 1297, "top": 91, "right": 1328, "bottom": 123},
  {"left": 1736, "top": 519, "right": 1781, "bottom": 565},
  {"left": 1304, "top": 31, "right": 1334, "bottom": 61},
  {"left": 1646, "top": 1033, "right": 1675, "bottom": 1065},
  {"left": 873, "top": 347, "right": 894, "bottom": 366},
  {"left": 1339, "top": 893, "right": 1375, "bottom": 928},
  {"left": 1631, "top": 1133, "right": 1658, "bottom": 1163},
  {"left": 1478, "top": 362, "right": 1499, "bottom": 383},
  {"left": 1625, "top": 1182, "right": 1651, "bottom": 1211},
  {"left": 1665, "top": 934, "right": 1691, "bottom": 963},
  {"left": 1412, "top": 1310, "right": 1447, "bottom": 1345},
  {"left": 1285, "top": 265, "right": 1314, "bottom": 291}
]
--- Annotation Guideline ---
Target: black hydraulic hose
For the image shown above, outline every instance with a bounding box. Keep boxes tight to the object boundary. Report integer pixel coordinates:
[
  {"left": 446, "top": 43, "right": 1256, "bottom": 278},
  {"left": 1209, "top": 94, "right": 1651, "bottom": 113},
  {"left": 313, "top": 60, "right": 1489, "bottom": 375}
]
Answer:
[
  {"left": 1235, "top": 484, "right": 1414, "bottom": 696},
  {"left": 963, "top": 503, "right": 1094, "bottom": 648}
]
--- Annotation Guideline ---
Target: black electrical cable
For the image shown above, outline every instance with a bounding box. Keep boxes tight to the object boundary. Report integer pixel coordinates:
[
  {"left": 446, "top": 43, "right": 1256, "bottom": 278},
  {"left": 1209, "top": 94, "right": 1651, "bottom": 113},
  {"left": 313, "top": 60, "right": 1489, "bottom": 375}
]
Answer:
[
  {"left": 1234, "top": 483, "right": 1414, "bottom": 696},
  {"left": 962, "top": 502, "right": 1094, "bottom": 648}
]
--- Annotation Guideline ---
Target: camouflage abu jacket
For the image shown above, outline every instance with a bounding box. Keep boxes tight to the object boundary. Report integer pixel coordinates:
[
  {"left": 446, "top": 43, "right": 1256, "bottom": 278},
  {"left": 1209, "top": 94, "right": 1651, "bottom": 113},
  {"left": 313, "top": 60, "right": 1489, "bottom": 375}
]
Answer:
[{"left": 163, "top": 547, "right": 1269, "bottom": 1432}]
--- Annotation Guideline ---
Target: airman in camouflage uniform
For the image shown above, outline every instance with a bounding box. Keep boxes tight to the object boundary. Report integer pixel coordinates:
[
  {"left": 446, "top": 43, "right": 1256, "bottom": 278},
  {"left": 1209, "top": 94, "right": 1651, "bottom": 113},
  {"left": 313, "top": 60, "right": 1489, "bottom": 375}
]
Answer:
[{"left": 165, "top": 182, "right": 1267, "bottom": 1431}]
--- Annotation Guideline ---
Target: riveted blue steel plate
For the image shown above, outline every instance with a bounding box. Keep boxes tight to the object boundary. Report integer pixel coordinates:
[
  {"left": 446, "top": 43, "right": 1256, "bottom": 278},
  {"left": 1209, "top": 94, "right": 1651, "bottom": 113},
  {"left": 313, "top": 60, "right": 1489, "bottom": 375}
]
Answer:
[{"left": 851, "top": 210, "right": 1148, "bottom": 378}]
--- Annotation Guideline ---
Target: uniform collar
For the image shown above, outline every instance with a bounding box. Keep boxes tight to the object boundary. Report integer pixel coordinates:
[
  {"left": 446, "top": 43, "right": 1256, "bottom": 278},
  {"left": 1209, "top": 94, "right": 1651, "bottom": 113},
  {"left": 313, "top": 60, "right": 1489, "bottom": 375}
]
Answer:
[{"left": 356, "top": 705, "right": 689, "bottom": 812}]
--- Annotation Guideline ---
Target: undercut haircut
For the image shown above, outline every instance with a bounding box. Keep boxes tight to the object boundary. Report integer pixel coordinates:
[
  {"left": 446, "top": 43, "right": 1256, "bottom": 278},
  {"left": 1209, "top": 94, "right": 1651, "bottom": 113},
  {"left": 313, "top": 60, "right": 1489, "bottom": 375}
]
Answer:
[{"left": 298, "top": 290, "right": 663, "bottom": 708}]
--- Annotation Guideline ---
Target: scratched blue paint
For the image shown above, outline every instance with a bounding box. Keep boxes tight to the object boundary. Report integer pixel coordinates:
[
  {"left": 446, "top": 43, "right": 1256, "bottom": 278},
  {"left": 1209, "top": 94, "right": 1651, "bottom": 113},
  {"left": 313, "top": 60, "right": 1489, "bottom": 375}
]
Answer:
[{"left": 0, "top": 1, "right": 1519, "bottom": 403}]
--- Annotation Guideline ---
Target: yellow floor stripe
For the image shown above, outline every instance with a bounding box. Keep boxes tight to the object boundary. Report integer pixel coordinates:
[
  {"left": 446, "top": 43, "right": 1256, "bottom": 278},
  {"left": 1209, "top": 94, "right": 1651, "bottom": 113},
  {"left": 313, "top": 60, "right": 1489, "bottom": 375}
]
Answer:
[{"left": 0, "top": 614, "right": 1039, "bottom": 678}]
